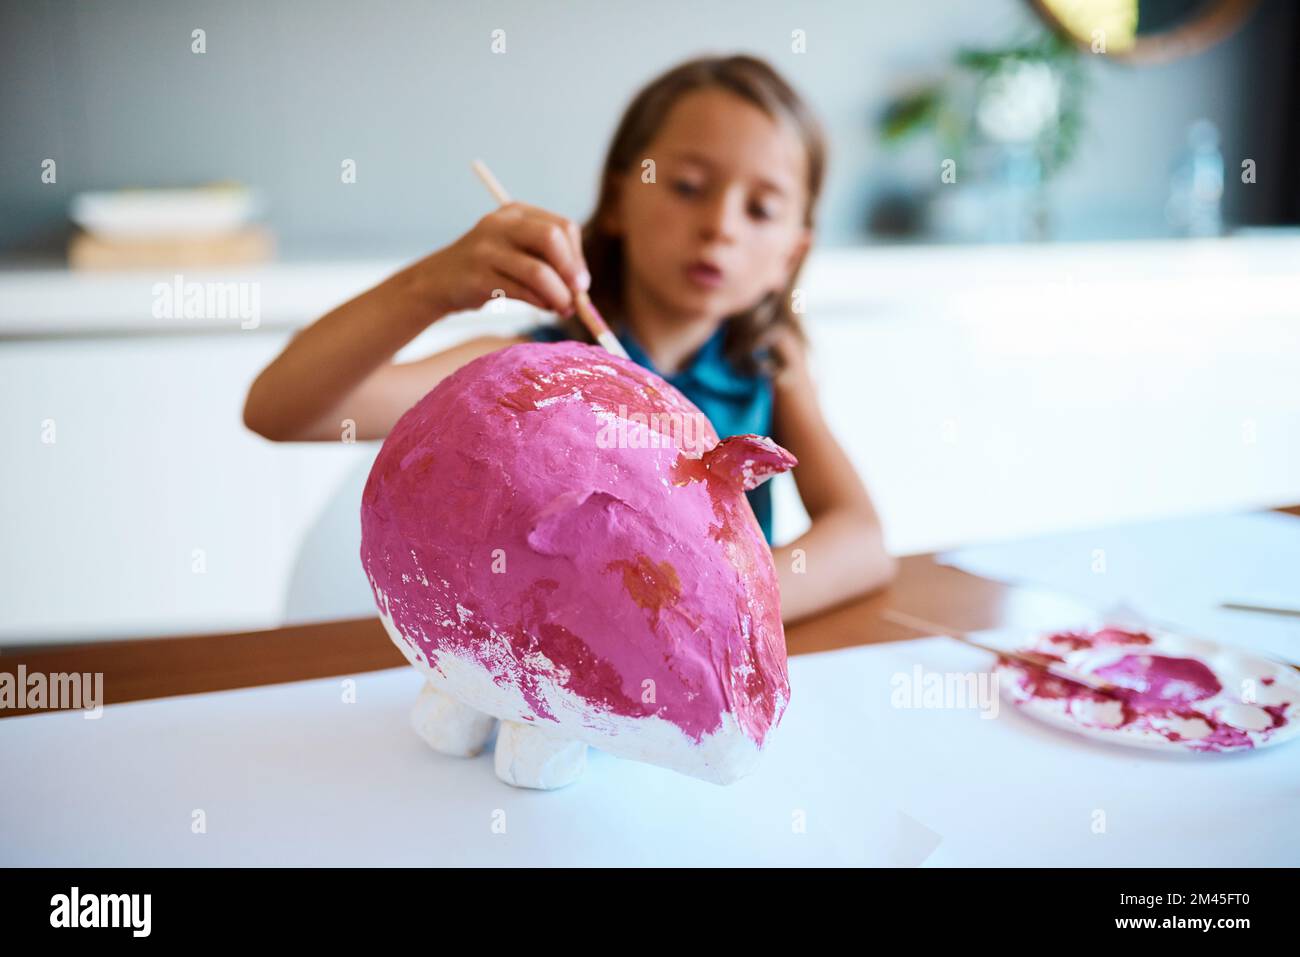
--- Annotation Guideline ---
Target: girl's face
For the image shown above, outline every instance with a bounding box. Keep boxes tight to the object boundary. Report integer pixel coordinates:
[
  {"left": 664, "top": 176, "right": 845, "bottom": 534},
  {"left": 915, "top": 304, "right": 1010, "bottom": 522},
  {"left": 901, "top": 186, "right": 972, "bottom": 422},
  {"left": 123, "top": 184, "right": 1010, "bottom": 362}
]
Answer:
[{"left": 605, "top": 87, "right": 812, "bottom": 324}]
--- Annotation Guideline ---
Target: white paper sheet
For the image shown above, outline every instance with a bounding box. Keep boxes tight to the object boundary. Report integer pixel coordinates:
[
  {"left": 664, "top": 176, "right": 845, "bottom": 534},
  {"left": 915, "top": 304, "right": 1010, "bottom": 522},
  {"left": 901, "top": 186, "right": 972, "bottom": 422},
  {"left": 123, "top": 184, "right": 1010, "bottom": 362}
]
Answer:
[
  {"left": 939, "top": 510, "right": 1300, "bottom": 663},
  {"left": 3, "top": 635, "right": 1296, "bottom": 866}
]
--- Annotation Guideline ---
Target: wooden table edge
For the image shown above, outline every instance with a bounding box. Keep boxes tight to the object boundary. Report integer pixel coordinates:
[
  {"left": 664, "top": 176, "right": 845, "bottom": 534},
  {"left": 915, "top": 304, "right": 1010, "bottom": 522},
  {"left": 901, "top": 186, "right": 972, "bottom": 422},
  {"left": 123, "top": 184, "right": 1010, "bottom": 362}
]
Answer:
[{"left": 5, "top": 504, "right": 1297, "bottom": 719}]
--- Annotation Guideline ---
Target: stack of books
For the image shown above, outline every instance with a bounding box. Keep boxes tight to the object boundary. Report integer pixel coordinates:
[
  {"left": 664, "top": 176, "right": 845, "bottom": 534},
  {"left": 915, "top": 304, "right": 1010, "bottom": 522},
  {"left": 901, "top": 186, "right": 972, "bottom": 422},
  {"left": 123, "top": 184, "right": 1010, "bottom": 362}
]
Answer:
[{"left": 68, "top": 184, "right": 274, "bottom": 270}]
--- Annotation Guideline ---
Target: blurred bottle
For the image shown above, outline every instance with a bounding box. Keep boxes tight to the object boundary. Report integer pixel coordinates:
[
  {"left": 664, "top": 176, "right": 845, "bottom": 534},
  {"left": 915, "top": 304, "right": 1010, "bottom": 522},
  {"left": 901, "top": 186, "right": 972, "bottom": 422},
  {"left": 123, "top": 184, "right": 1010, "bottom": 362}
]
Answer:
[
  {"left": 1166, "top": 119, "right": 1224, "bottom": 238},
  {"left": 973, "top": 58, "right": 1060, "bottom": 243}
]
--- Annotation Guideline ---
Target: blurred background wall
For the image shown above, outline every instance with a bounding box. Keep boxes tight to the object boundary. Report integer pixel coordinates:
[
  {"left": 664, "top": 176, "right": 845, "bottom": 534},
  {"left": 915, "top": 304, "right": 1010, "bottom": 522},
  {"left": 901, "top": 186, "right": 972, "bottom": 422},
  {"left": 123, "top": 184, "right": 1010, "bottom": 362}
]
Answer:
[
  {"left": 2, "top": 0, "right": 1298, "bottom": 644},
  {"left": 2, "top": 0, "right": 1295, "bottom": 257}
]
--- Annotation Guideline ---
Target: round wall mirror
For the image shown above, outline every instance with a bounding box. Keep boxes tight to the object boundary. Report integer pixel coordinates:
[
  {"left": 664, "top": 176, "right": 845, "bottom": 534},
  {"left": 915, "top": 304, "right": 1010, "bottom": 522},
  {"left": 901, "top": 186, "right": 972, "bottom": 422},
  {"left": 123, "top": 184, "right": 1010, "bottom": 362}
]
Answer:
[{"left": 1029, "top": 0, "right": 1259, "bottom": 63}]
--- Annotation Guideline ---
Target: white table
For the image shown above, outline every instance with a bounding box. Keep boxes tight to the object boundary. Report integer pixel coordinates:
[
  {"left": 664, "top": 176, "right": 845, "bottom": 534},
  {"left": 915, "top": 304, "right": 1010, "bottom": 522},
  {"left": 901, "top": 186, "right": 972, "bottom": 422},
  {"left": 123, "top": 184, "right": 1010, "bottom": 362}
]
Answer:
[{"left": 3, "top": 629, "right": 1295, "bottom": 866}]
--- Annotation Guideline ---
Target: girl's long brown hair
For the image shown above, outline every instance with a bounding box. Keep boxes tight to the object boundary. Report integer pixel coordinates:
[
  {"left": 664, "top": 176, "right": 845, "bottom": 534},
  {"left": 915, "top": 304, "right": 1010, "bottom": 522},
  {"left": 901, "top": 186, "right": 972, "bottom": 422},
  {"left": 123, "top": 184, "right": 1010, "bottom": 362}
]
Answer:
[{"left": 555, "top": 53, "right": 828, "bottom": 376}]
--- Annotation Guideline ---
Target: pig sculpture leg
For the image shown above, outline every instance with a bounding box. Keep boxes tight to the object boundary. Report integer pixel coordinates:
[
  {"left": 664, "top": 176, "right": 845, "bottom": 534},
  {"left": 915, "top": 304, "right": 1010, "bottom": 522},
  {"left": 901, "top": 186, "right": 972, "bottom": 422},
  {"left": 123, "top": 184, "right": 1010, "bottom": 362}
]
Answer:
[
  {"left": 494, "top": 720, "right": 588, "bottom": 790},
  {"left": 410, "top": 682, "right": 586, "bottom": 790},
  {"left": 410, "top": 680, "right": 497, "bottom": 757}
]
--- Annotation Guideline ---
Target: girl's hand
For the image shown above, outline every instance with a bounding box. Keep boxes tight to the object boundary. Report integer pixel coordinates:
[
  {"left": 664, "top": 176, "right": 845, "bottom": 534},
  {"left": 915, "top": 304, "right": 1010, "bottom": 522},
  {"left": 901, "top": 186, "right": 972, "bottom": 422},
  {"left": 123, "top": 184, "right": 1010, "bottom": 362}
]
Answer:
[
  {"left": 764, "top": 324, "right": 814, "bottom": 392},
  {"left": 420, "top": 201, "right": 591, "bottom": 317}
]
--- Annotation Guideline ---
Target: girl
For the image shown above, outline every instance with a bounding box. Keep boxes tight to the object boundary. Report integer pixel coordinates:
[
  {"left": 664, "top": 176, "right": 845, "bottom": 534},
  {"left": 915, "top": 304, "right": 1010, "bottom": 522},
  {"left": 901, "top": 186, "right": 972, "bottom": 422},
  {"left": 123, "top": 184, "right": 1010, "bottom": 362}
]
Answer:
[{"left": 244, "top": 54, "right": 896, "bottom": 623}]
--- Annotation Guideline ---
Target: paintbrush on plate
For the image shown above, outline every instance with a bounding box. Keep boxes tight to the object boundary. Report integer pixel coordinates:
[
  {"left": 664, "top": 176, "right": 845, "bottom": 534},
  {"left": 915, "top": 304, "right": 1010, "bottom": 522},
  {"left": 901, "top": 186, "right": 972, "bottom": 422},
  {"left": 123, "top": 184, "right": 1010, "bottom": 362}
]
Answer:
[
  {"left": 881, "top": 609, "right": 1121, "bottom": 696},
  {"left": 1106, "top": 605, "right": 1300, "bottom": 673},
  {"left": 1220, "top": 601, "right": 1300, "bottom": 620},
  {"left": 471, "top": 159, "right": 630, "bottom": 361}
]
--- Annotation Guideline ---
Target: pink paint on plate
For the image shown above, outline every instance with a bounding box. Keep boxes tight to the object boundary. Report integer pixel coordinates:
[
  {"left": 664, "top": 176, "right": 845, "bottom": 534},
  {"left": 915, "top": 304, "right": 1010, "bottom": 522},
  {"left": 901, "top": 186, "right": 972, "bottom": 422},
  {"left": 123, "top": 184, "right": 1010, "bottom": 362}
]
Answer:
[{"left": 997, "top": 626, "right": 1300, "bottom": 753}]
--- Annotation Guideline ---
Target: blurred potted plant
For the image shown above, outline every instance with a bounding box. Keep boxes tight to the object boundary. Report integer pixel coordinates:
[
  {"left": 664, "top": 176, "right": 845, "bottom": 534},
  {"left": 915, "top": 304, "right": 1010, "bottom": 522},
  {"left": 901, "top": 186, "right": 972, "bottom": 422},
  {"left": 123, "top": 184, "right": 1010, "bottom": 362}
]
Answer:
[{"left": 877, "top": 30, "right": 1087, "bottom": 241}]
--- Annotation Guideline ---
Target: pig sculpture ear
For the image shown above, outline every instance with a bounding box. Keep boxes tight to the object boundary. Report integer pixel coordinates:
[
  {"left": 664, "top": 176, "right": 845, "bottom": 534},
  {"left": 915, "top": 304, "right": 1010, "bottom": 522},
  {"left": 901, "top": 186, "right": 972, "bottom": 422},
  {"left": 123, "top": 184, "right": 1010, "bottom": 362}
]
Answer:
[{"left": 701, "top": 434, "right": 797, "bottom": 491}]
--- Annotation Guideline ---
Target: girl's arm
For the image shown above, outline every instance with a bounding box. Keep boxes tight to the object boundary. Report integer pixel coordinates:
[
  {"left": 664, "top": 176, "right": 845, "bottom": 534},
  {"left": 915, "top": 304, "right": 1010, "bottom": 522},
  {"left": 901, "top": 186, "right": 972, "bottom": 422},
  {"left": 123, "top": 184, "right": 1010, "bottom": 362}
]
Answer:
[
  {"left": 767, "top": 328, "right": 897, "bottom": 623},
  {"left": 243, "top": 202, "right": 591, "bottom": 442}
]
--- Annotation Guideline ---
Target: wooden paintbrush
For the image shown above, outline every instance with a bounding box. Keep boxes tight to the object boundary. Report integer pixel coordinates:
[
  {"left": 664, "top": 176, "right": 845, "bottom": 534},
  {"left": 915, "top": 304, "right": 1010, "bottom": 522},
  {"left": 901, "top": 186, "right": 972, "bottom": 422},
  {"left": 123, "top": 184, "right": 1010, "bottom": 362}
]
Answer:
[
  {"left": 1220, "top": 601, "right": 1300, "bottom": 620},
  {"left": 471, "top": 159, "right": 630, "bottom": 360},
  {"left": 881, "top": 609, "right": 1121, "bottom": 695}
]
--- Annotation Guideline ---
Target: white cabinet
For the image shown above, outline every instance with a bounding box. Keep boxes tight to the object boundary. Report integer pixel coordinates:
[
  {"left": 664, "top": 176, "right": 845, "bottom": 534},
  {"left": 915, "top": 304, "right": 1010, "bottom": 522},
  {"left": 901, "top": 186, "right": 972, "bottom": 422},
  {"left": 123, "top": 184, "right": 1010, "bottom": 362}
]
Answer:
[{"left": 3, "top": 235, "right": 1299, "bottom": 644}]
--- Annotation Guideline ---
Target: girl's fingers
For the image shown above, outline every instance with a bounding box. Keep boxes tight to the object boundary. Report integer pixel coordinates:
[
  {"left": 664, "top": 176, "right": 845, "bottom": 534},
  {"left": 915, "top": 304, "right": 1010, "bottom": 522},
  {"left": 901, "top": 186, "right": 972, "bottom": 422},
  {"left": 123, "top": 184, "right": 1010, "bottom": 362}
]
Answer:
[
  {"left": 484, "top": 271, "right": 550, "bottom": 313},
  {"left": 506, "top": 203, "right": 590, "bottom": 293},
  {"left": 490, "top": 247, "right": 575, "bottom": 316},
  {"left": 554, "top": 215, "right": 588, "bottom": 288}
]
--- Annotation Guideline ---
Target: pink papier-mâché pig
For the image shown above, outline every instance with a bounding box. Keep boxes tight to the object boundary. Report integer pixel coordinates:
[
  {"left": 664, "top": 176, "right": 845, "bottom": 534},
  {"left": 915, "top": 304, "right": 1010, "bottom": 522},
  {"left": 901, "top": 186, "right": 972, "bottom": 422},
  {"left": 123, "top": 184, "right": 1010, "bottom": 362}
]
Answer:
[{"left": 360, "top": 341, "right": 796, "bottom": 789}]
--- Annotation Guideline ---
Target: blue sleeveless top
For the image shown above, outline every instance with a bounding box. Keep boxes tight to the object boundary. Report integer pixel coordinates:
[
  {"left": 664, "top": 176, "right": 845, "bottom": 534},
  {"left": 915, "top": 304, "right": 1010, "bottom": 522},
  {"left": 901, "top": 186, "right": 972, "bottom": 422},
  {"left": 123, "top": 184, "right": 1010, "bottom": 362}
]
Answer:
[{"left": 526, "top": 321, "right": 777, "bottom": 543}]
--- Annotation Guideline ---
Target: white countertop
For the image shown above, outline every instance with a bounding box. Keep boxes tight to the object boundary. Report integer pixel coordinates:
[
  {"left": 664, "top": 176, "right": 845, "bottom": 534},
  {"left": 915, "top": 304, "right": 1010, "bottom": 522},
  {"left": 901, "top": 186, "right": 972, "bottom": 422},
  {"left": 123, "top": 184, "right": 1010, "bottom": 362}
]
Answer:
[{"left": 3, "top": 232, "right": 1298, "bottom": 337}]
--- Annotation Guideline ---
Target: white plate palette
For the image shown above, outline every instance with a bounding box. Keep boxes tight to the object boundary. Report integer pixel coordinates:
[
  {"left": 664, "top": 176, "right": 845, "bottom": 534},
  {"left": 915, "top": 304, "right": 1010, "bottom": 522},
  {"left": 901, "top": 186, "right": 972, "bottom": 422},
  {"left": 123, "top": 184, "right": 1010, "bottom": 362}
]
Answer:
[{"left": 995, "top": 626, "right": 1300, "bottom": 753}]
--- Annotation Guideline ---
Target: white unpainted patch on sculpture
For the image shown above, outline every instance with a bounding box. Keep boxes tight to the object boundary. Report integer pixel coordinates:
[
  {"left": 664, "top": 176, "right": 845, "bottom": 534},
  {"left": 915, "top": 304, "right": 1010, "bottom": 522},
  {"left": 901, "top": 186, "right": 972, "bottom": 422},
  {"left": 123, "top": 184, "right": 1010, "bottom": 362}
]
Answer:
[{"left": 374, "top": 587, "right": 769, "bottom": 785}]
